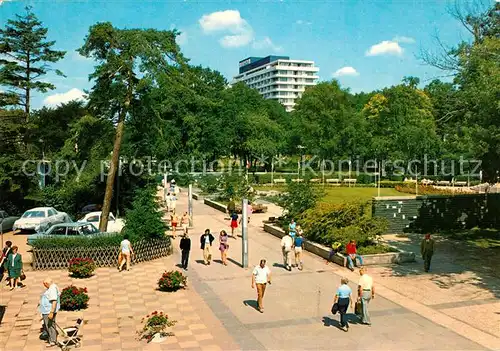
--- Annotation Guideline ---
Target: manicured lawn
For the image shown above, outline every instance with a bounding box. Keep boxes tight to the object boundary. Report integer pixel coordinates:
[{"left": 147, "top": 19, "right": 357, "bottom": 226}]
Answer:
[
  {"left": 442, "top": 229, "right": 500, "bottom": 250},
  {"left": 255, "top": 185, "right": 407, "bottom": 204}
]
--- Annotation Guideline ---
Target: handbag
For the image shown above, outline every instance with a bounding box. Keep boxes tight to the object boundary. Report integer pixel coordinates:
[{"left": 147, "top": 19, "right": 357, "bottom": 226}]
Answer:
[
  {"left": 331, "top": 302, "right": 339, "bottom": 315},
  {"left": 20, "top": 270, "right": 26, "bottom": 281},
  {"left": 355, "top": 301, "right": 362, "bottom": 315}
]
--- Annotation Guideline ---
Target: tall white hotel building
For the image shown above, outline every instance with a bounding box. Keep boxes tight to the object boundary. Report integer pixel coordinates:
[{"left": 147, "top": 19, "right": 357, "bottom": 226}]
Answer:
[{"left": 232, "top": 55, "right": 320, "bottom": 112}]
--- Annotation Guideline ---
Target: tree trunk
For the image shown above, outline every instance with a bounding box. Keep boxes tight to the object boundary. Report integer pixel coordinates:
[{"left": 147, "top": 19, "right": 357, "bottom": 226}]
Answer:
[
  {"left": 25, "top": 54, "right": 30, "bottom": 122},
  {"left": 99, "top": 109, "right": 126, "bottom": 232}
]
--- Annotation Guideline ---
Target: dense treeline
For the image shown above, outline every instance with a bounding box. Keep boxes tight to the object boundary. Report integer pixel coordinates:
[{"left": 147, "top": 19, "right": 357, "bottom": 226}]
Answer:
[{"left": 0, "top": 3, "right": 498, "bottom": 215}]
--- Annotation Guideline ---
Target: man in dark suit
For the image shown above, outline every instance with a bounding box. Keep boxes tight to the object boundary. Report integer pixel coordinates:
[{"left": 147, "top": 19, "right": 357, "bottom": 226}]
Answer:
[
  {"left": 420, "top": 234, "right": 435, "bottom": 272},
  {"left": 180, "top": 234, "right": 191, "bottom": 270},
  {"left": 200, "top": 229, "right": 215, "bottom": 265}
]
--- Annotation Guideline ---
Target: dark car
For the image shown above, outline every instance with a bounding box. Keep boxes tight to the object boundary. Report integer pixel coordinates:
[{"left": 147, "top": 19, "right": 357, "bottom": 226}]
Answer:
[{"left": 0, "top": 210, "right": 20, "bottom": 232}]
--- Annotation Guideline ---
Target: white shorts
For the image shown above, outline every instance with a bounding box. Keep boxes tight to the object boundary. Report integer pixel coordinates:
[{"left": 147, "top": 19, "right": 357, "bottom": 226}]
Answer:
[
  {"left": 182, "top": 224, "right": 188, "bottom": 230},
  {"left": 294, "top": 247, "right": 303, "bottom": 253}
]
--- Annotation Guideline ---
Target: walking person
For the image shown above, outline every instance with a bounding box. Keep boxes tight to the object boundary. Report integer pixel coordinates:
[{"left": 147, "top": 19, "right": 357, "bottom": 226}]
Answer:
[
  {"left": 219, "top": 230, "right": 229, "bottom": 265},
  {"left": 358, "top": 267, "right": 375, "bottom": 325},
  {"left": 230, "top": 212, "right": 238, "bottom": 238},
  {"left": 170, "top": 193, "right": 177, "bottom": 214},
  {"left": 346, "top": 240, "right": 364, "bottom": 271},
  {"left": 288, "top": 219, "right": 297, "bottom": 240},
  {"left": 420, "top": 233, "right": 435, "bottom": 272},
  {"left": 180, "top": 233, "right": 191, "bottom": 270},
  {"left": 181, "top": 212, "right": 190, "bottom": 235},
  {"left": 6, "top": 246, "right": 23, "bottom": 290},
  {"left": 40, "top": 278, "right": 60, "bottom": 347},
  {"left": 333, "top": 277, "right": 354, "bottom": 332},
  {"left": 293, "top": 229, "right": 305, "bottom": 270},
  {"left": 251, "top": 259, "right": 271, "bottom": 313},
  {"left": 200, "top": 229, "right": 215, "bottom": 265},
  {"left": 165, "top": 192, "right": 171, "bottom": 212},
  {"left": 246, "top": 202, "right": 252, "bottom": 223},
  {"left": 0, "top": 241, "right": 12, "bottom": 283},
  {"left": 227, "top": 197, "right": 236, "bottom": 215},
  {"left": 170, "top": 212, "right": 179, "bottom": 239},
  {"left": 118, "top": 234, "right": 134, "bottom": 271},
  {"left": 280, "top": 234, "right": 293, "bottom": 271}
]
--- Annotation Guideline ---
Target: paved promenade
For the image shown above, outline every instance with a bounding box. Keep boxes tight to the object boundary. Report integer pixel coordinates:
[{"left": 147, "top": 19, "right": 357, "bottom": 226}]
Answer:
[{"left": 178, "top": 191, "right": 498, "bottom": 350}]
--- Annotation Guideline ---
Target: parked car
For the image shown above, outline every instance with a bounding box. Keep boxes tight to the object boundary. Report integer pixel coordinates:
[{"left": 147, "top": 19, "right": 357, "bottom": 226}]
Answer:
[
  {"left": 79, "top": 204, "right": 102, "bottom": 217},
  {"left": 13, "top": 207, "right": 72, "bottom": 233},
  {"left": 27, "top": 222, "right": 100, "bottom": 245},
  {"left": 0, "top": 210, "right": 20, "bottom": 232},
  {"left": 78, "top": 211, "right": 125, "bottom": 233}
]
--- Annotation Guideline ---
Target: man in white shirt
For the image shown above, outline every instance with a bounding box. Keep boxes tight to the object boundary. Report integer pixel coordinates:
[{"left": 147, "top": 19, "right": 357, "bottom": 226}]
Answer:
[
  {"left": 357, "top": 267, "right": 375, "bottom": 325},
  {"left": 281, "top": 234, "right": 293, "bottom": 271},
  {"left": 40, "top": 278, "right": 61, "bottom": 346},
  {"left": 251, "top": 259, "right": 271, "bottom": 313}
]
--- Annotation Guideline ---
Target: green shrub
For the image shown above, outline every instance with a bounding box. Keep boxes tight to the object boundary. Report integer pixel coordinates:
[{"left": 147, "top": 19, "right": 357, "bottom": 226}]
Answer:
[
  {"left": 277, "top": 182, "right": 323, "bottom": 220},
  {"left": 30, "top": 233, "right": 123, "bottom": 249},
  {"left": 300, "top": 202, "right": 388, "bottom": 248},
  {"left": 198, "top": 174, "right": 221, "bottom": 194},
  {"left": 60, "top": 285, "right": 89, "bottom": 311},
  {"left": 358, "top": 245, "right": 398, "bottom": 255},
  {"left": 158, "top": 270, "right": 187, "bottom": 292},
  {"left": 68, "top": 258, "right": 96, "bottom": 278},
  {"left": 123, "top": 186, "right": 166, "bottom": 240}
]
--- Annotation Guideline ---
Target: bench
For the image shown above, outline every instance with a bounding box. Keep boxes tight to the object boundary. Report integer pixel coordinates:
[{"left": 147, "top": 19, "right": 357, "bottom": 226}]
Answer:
[
  {"left": 436, "top": 180, "right": 451, "bottom": 186},
  {"left": 291, "top": 178, "right": 304, "bottom": 183},
  {"left": 454, "top": 181, "right": 468, "bottom": 187},
  {"left": 310, "top": 178, "right": 321, "bottom": 183},
  {"left": 273, "top": 179, "right": 286, "bottom": 184},
  {"left": 326, "top": 178, "right": 341, "bottom": 185},
  {"left": 421, "top": 179, "right": 434, "bottom": 185},
  {"left": 343, "top": 178, "right": 357, "bottom": 185}
]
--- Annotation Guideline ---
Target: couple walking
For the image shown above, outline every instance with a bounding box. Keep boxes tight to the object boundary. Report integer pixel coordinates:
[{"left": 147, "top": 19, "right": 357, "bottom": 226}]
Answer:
[
  {"left": 281, "top": 222, "right": 305, "bottom": 271},
  {"left": 333, "top": 267, "right": 374, "bottom": 331},
  {"left": 199, "top": 229, "right": 230, "bottom": 266}
]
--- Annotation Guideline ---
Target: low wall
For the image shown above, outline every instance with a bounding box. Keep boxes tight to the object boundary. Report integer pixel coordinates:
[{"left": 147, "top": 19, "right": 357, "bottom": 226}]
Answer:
[
  {"left": 192, "top": 192, "right": 201, "bottom": 200},
  {"left": 263, "top": 224, "right": 415, "bottom": 266},
  {"left": 204, "top": 198, "right": 227, "bottom": 213},
  {"left": 31, "top": 237, "right": 173, "bottom": 270}
]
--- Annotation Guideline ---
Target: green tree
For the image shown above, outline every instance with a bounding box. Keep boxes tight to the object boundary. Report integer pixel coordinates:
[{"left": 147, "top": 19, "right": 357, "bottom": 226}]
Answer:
[
  {"left": 78, "top": 22, "right": 184, "bottom": 231},
  {"left": 0, "top": 6, "right": 65, "bottom": 120}
]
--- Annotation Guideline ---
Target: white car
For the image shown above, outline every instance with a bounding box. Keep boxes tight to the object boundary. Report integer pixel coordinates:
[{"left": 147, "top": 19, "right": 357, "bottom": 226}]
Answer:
[
  {"left": 13, "top": 207, "right": 71, "bottom": 233},
  {"left": 79, "top": 211, "right": 125, "bottom": 233}
]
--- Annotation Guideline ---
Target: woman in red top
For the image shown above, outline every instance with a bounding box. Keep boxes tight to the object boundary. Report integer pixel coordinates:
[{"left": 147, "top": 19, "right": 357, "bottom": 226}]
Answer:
[{"left": 346, "top": 240, "right": 364, "bottom": 271}]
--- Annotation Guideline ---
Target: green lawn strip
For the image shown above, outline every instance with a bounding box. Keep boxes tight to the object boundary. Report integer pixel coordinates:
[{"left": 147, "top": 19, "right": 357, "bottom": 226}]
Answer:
[{"left": 440, "top": 228, "right": 500, "bottom": 249}]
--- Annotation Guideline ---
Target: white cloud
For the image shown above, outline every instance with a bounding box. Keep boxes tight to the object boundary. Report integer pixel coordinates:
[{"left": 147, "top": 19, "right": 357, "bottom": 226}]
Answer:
[
  {"left": 366, "top": 40, "right": 403, "bottom": 56},
  {"left": 333, "top": 66, "right": 359, "bottom": 77},
  {"left": 176, "top": 31, "right": 188, "bottom": 45},
  {"left": 0, "top": 0, "right": 15, "bottom": 6},
  {"left": 43, "top": 88, "right": 86, "bottom": 106},
  {"left": 199, "top": 10, "right": 280, "bottom": 50},
  {"left": 252, "top": 37, "right": 283, "bottom": 53},
  {"left": 392, "top": 35, "right": 415, "bottom": 44},
  {"left": 296, "top": 19, "right": 312, "bottom": 25}
]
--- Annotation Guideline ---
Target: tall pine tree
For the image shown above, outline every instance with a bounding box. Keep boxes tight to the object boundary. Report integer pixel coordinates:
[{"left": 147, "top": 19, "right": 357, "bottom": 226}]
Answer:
[{"left": 0, "top": 6, "right": 65, "bottom": 121}]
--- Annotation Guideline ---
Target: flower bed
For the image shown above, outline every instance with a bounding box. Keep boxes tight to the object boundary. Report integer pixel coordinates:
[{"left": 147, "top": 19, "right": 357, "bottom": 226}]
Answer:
[
  {"left": 138, "top": 311, "right": 176, "bottom": 343},
  {"left": 60, "top": 285, "right": 89, "bottom": 311},
  {"left": 158, "top": 270, "right": 187, "bottom": 292},
  {"left": 68, "top": 257, "right": 96, "bottom": 278}
]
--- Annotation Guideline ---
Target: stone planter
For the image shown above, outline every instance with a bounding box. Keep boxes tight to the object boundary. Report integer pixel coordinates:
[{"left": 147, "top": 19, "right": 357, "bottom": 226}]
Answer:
[{"left": 263, "top": 224, "right": 415, "bottom": 266}]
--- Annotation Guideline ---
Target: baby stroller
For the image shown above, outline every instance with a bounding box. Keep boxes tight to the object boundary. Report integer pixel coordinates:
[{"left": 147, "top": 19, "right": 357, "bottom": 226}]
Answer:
[{"left": 55, "top": 318, "right": 83, "bottom": 350}]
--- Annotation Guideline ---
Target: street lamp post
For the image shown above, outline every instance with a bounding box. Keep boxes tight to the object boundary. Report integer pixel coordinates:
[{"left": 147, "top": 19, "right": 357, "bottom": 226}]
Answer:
[{"left": 297, "top": 145, "right": 306, "bottom": 180}]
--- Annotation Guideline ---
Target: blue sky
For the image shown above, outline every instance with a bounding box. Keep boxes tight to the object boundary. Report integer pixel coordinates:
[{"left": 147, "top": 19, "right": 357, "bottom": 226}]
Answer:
[{"left": 0, "top": 0, "right": 477, "bottom": 109}]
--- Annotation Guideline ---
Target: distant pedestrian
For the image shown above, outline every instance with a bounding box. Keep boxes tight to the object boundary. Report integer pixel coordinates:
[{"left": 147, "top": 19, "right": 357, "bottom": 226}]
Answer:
[
  {"left": 170, "top": 212, "right": 179, "bottom": 239},
  {"left": 251, "top": 259, "right": 271, "bottom": 313},
  {"left": 333, "top": 277, "right": 353, "bottom": 332},
  {"left": 0, "top": 241, "right": 12, "bottom": 283},
  {"left": 247, "top": 202, "right": 253, "bottom": 223},
  {"left": 118, "top": 234, "right": 134, "bottom": 272},
  {"left": 326, "top": 242, "right": 342, "bottom": 265},
  {"left": 288, "top": 219, "right": 297, "bottom": 239},
  {"left": 6, "top": 246, "right": 23, "bottom": 290},
  {"left": 227, "top": 198, "right": 236, "bottom": 215},
  {"left": 358, "top": 267, "right": 374, "bottom": 325},
  {"left": 180, "top": 233, "right": 191, "bottom": 270},
  {"left": 165, "top": 192, "right": 171, "bottom": 211},
  {"left": 346, "top": 240, "right": 364, "bottom": 271},
  {"left": 219, "top": 230, "right": 229, "bottom": 266},
  {"left": 40, "top": 278, "right": 60, "bottom": 347},
  {"left": 230, "top": 212, "right": 238, "bottom": 237},
  {"left": 420, "top": 234, "right": 435, "bottom": 272},
  {"left": 200, "top": 229, "right": 215, "bottom": 265},
  {"left": 181, "top": 212, "right": 190, "bottom": 235},
  {"left": 170, "top": 193, "right": 177, "bottom": 213},
  {"left": 280, "top": 234, "right": 293, "bottom": 271},
  {"left": 293, "top": 230, "right": 305, "bottom": 270}
]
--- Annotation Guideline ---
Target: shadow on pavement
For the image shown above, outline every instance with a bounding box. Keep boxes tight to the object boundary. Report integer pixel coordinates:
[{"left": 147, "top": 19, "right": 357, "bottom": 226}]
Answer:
[
  {"left": 243, "top": 300, "right": 259, "bottom": 312},
  {"left": 227, "top": 257, "right": 242, "bottom": 268},
  {"left": 381, "top": 233, "right": 500, "bottom": 299}
]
